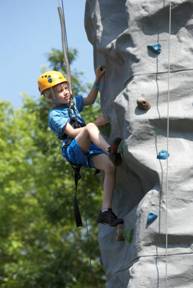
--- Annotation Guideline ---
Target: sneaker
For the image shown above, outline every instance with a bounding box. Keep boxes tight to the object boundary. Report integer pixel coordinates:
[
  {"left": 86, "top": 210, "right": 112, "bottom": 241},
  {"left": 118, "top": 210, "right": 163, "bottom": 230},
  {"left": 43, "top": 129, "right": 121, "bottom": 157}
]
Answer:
[
  {"left": 108, "top": 137, "right": 122, "bottom": 166},
  {"left": 97, "top": 208, "right": 124, "bottom": 227}
]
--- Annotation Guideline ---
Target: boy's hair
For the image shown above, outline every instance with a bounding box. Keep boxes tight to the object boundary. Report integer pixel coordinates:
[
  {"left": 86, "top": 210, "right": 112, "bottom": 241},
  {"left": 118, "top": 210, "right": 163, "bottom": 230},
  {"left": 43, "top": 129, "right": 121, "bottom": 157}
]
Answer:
[
  {"left": 43, "top": 88, "right": 54, "bottom": 99},
  {"left": 43, "top": 83, "right": 72, "bottom": 106},
  {"left": 43, "top": 87, "right": 58, "bottom": 106}
]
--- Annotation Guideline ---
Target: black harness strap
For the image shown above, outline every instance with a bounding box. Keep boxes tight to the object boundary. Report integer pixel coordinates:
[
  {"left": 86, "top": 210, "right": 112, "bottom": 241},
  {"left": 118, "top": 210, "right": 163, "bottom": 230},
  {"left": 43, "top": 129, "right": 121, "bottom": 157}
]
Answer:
[
  {"left": 63, "top": 106, "right": 85, "bottom": 227},
  {"left": 71, "top": 164, "right": 83, "bottom": 227}
]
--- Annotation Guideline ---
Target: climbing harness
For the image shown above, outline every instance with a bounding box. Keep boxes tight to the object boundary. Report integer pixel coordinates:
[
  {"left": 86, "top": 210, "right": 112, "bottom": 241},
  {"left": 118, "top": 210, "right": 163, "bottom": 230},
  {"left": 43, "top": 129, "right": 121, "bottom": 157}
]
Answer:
[
  {"left": 63, "top": 109, "right": 101, "bottom": 227},
  {"left": 61, "top": 106, "right": 86, "bottom": 227}
]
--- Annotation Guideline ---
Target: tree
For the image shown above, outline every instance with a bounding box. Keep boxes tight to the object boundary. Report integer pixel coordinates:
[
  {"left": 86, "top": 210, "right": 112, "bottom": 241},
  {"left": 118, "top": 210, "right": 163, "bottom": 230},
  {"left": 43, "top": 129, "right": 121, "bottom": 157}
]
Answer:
[{"left": 0, "top": 49, "right": 106, "bottom": 287}]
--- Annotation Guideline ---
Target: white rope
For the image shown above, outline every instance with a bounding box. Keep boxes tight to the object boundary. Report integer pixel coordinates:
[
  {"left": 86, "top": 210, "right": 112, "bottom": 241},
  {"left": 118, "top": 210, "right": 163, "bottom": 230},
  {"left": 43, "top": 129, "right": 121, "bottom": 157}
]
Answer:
[{"left": 165, "top": 1, "right": 172, "bottom": 287}]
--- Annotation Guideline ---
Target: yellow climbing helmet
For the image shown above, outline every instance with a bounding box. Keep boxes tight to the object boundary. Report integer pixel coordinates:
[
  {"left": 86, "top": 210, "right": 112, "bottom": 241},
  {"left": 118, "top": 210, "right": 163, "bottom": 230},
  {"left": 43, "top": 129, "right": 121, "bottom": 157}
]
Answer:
[{"left": 38, "top": 70, "right": 67, "bottom": 93}]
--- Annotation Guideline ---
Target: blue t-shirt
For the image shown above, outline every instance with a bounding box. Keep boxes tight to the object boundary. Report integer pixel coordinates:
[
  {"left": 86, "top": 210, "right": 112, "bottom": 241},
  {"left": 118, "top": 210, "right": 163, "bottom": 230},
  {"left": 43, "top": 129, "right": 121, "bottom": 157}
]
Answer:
[
  {"left": 48, "top": 95, "right": 104, "bottom": 167},
  {"left": 48, "top": 95, "right": 85, "bottom": 143}
]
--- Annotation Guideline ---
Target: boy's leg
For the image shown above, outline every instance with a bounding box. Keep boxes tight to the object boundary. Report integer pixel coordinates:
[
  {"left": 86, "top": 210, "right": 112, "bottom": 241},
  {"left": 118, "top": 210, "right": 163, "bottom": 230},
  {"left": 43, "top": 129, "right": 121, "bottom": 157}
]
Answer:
[
  {"left": 92, "top": 154, "right": 124, "bottom": 227},
  {"left": 75, "top": 123, "right": 122, "bottom": 166},
  {"left": 76, "top": 123, "right": 110, "bottom": 153},
  {"left": 75, "top": 127, "right": 91, "bottom": 152},
  {"left": 92, "top": 154, "right": 115, "bottom": 209}
]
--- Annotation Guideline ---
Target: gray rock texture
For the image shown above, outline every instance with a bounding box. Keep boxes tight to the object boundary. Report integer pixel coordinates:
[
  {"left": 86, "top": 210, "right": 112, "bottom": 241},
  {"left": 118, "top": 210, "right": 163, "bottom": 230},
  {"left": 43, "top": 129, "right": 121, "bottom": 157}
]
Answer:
[{"left": 85, "top": 1, "right": 193, "bottom": 287}]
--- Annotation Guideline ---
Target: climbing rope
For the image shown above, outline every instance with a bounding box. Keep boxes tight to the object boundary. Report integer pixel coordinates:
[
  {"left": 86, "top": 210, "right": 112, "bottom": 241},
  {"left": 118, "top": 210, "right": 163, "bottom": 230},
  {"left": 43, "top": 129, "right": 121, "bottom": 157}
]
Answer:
[
  {"left": 57, "top": 0, "right": 72, "bottom": 92},
  {"left": 165, "top": 2, "right": 172, "bottom": 287}
]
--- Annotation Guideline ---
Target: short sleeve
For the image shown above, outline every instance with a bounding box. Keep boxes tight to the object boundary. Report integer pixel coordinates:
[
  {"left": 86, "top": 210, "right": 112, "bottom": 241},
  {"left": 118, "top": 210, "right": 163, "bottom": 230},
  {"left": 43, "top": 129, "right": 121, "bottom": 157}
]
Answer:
[
  {"left": 75, "top": 95, "right": 84, "bottom": 112},
  {"left": 48, "top": 110, "right": 69, "bottom": 139}
]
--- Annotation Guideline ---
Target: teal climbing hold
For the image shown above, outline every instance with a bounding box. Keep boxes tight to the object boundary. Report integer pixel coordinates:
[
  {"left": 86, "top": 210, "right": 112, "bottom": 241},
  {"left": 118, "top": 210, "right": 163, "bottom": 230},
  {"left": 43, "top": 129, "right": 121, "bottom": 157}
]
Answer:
[
  {"left": 147, "top": 43, "right": 161, "bottom": 55},
  {"left": 157, "top": 150, "right": 169, "bottom": 160},
  {"left": 146, "top": 212, "right": 158, "bottom": 227}
]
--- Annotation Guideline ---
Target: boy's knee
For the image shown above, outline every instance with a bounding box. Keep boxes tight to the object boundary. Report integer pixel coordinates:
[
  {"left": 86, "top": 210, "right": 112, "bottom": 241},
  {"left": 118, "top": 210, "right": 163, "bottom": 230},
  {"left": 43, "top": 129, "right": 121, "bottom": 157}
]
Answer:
[
  {"left": 105, "top": 161, "right": 115, "bottom": 174},
  {"left": 81, "top": 126, "right": 89, "bottom": 136},
  {"left": 86, "top": 122, "right": 96, "bottom": 130}
]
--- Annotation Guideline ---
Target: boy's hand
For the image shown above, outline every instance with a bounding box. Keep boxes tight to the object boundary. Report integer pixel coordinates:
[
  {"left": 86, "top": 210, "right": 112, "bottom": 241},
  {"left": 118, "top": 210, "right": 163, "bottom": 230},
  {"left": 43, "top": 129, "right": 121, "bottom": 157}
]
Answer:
[
  {"left": 96, "top": 66, "right": 106, "bottom": 81},
  {"left": 84, "top": 66, "right": 106, "bottom": 106},
  {"left": 94, "top": 114, "right": 109, "bottom": 127}
]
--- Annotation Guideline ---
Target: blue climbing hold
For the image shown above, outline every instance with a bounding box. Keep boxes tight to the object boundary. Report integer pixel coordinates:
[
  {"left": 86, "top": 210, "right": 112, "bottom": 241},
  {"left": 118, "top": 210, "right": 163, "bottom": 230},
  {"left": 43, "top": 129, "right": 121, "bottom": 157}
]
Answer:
[
  {"left": 147, "top": 43, "right": 161, "bottom": 55},
  {"left": 146, "top": 212, "right": 158, "bottom": 227},
  {"left": 157, "top": 150, "right": 170, "bottom": 160}
]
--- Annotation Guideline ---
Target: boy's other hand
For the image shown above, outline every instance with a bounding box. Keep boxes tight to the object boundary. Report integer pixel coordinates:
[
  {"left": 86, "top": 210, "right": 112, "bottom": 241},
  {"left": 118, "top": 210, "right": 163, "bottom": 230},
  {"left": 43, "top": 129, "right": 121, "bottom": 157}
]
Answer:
[
  {"left": 94, "top": 114, "right": 109, "bottom": 127},
  {"left": 96, "top": 66, "right": 106, "bottom": 81}
]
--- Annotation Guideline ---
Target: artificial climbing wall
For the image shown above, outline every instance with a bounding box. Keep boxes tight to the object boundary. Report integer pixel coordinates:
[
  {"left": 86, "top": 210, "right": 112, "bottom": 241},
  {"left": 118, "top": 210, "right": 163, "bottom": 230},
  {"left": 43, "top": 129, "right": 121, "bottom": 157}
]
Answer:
[{"left": 85, "top": 1, "right": 193, "bottom": 287}]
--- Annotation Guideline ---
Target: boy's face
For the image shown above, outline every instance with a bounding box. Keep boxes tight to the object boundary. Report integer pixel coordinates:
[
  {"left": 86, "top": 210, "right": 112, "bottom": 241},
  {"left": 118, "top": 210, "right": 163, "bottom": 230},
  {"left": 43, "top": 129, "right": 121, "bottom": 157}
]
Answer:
[{"left": 53, "top": 82, "right": 71, "bottom": 105}]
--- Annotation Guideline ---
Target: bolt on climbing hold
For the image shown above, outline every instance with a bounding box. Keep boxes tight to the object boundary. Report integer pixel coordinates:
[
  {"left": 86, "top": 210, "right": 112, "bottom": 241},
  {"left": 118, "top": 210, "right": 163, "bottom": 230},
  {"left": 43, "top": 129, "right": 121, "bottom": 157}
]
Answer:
[
  {"left": 157, "top": 150, "right": 170, "bottom": 160},
  {"left": 137, "top": 97, "right": 151, "bottom": 111},
  {"left": 116, "top": 223, "right": 125, "bottom": 241},
  {"left": 147, "top": 43, "right": 161, "bottom": 55},
  {"left": 146, "top": 212, "right": 158, "bottom": 227}
]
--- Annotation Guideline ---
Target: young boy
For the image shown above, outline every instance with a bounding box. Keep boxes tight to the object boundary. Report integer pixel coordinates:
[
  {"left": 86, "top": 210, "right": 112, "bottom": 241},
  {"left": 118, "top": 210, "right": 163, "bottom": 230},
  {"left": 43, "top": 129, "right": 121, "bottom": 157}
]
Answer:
[{"left": 37, "top": 67, "right": 123, "bottom": 227}]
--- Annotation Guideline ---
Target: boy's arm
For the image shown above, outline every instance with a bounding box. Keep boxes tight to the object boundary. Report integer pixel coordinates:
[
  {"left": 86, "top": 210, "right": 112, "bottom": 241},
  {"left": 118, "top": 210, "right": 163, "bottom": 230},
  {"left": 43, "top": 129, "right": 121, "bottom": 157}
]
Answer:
[
  {"left": 64, "top": 122, "right": 84, "bottom": 138},
  {"left": 64, "top": 117, "right": 109, "bottom": 139},
  {"left": 84, "top": 66, "right": 106, "bottom": 106}
]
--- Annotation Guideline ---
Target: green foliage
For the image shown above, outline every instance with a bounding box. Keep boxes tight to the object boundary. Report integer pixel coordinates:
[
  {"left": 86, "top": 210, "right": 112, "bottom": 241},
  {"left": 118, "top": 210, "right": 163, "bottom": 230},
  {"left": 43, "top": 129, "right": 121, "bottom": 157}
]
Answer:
[
  {"left": 48, "top": 48, "right": 77, "bottom": 69},
  {"left": 0, "top": 49, "right": 105, "bottom": 287}
]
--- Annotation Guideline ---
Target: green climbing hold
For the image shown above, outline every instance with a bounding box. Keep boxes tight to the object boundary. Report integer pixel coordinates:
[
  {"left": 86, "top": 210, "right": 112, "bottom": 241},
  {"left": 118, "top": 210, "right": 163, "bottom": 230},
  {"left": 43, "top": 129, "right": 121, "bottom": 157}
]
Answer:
[{"left": 124, "top": 229, "right": 134, "bottom": 244}]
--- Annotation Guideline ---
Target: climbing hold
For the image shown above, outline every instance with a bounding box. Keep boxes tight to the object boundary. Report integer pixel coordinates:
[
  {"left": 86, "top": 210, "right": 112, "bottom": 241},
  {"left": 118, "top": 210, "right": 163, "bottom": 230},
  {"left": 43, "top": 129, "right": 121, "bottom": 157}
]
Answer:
[
  {"left": 147, "top": 43, "right": 161, "bottom": 55},
  {"left": 146, "top": 212, "right": 158, "bottom": 227},
  {"left": 136, "top": 97, "right": 151, "bottom": 111},
  {"left": 157, "top": 150, "right": 170, "bottom": 160}
]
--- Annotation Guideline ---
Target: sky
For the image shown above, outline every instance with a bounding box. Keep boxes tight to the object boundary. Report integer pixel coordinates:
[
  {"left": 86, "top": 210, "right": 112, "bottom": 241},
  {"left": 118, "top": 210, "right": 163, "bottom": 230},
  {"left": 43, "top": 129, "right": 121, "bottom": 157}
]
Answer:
[{"left": 0, "top": 0, "right": 94, "bottom": 107}]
